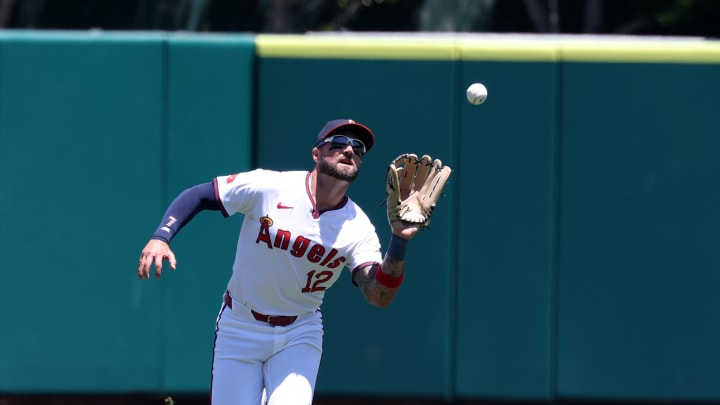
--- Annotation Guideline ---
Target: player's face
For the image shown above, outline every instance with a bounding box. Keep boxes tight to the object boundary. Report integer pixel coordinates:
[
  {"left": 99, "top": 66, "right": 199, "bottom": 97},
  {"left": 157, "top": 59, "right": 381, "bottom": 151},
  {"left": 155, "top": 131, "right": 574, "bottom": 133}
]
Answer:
[{"left": 316, "top": 136, "right": 363, "bottom": 182}]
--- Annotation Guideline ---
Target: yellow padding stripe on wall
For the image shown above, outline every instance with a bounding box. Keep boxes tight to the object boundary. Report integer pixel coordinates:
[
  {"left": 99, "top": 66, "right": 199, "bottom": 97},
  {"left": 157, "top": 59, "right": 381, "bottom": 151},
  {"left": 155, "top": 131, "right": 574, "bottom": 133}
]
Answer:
[
  {"left": 559, "top": 39, "right": 720, "bottom": 63},
  {"left": 256, "top": 34, "right": 458, "bottom": 60},
  {"left": 256, "top": 34, "right": 720, "bottom": 64},
  {"left": 456, "top": 38, "right": 558, "bottom": 61},
  {"left": 256, "top": 34, "right": 557, "bottom": 61}
]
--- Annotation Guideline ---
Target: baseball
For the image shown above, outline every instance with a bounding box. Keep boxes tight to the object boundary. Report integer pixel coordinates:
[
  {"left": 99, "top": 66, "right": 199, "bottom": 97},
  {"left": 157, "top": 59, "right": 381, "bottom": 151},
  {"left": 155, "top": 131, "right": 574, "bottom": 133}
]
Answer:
[{"left": 466, "top": 82, "right": 487, "bottom": 105}]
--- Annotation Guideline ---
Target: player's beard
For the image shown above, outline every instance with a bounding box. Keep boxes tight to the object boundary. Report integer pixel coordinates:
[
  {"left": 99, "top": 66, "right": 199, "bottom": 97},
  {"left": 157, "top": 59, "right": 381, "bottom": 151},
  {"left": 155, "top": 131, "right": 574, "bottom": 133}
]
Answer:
[{"left": 318, "top": 159, "right": 359, "bottom": 182}]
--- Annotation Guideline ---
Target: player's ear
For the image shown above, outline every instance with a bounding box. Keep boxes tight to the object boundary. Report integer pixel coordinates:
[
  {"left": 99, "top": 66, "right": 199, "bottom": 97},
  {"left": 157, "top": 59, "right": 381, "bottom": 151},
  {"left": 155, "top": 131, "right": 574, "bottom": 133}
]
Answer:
[{"left": 312, "top": 146, "right": 320, "bottom": 162}]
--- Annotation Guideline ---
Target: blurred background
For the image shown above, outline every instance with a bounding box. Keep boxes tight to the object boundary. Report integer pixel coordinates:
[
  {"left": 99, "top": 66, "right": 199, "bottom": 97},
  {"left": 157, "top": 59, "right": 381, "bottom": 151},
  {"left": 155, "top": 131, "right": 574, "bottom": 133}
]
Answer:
[{"left": 1, "top": 0, "right": 719, "bottom": 37}]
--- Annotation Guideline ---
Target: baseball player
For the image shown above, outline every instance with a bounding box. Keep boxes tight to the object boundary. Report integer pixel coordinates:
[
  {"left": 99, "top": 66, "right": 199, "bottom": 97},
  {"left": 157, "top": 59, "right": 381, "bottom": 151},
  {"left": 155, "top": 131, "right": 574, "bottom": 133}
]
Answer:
[{"left": 137, "top": 119, "right": 451, "bottom": 405}]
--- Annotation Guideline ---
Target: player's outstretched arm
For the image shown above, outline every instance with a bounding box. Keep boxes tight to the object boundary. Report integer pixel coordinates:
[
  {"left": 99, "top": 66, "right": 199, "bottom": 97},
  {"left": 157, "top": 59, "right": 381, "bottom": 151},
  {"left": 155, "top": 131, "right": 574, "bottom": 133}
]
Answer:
[
  {"left": 353, "top": 221, "right": 421, "bottom": 307},
  {"left": 138, "top": 239, "right": 176, "bottom": 279},
  {"left": 353, "top": 258, "right": 402, "bottom": 308},
  {"left": 137, "top": 182, "right": 221, "bottom": 280}
]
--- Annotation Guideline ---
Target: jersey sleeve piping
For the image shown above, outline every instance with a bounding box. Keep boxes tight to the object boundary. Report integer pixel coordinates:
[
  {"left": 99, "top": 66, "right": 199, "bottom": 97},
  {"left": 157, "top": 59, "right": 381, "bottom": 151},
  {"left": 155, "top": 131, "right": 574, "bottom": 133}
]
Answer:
[{"left": 213, "top": 177, "right": 230, "bottom": 218}]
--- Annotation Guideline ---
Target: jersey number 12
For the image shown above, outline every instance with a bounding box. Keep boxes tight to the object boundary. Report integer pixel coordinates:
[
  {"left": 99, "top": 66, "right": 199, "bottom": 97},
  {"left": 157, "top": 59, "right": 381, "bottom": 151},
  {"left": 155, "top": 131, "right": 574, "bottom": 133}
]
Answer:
[{"left": 301, "top": 270, "right": 333, "bottom": 293}]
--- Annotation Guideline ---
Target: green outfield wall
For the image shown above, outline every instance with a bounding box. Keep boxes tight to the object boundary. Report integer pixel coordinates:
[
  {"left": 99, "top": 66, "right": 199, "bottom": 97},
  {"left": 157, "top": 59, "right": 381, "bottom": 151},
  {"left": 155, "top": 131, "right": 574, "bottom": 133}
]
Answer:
[
  {"left": 1, "top": 31, "right": 719, "bottom": 403},
  {"left": 0, "top": 31, "right": 255, "bottom": 394}
]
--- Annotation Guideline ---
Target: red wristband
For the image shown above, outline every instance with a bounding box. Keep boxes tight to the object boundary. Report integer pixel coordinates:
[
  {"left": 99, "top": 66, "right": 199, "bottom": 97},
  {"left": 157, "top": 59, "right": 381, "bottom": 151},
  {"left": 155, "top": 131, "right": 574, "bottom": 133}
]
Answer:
[{"left": 375, "top": 266, "right": 404, "bottom": 288}]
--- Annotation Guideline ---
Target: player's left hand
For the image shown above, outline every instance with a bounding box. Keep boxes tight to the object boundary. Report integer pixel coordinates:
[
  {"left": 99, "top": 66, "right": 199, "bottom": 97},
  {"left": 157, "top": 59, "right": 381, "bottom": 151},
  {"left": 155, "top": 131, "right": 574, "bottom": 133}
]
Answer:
[
  {"left": 138, "top": 239, "right": 177, "bottom": 279},
  {"left": 385, "top": 153, "right": 452, "bottom": 229},
  {"left": 390, "top": 220, "right": 422, "bottom": 241}
]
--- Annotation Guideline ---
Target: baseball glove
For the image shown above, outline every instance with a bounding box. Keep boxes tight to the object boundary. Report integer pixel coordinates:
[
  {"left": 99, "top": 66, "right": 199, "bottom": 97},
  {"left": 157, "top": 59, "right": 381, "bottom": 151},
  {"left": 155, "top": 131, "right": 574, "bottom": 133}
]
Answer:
[{"left": 386, "top": 153, "right": 452, "bottom": 228}]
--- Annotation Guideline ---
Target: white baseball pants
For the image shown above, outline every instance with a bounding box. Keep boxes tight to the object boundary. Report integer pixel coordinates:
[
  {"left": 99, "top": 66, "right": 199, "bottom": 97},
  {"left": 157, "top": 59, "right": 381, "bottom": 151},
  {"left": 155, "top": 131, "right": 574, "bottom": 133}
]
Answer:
[{"left": 211, "top": 295, "right": 324, "bottom": 405}]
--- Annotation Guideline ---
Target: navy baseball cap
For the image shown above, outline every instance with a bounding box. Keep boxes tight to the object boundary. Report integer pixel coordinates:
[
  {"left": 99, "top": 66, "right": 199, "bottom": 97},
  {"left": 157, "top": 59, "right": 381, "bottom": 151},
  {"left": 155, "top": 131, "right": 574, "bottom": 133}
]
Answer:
[{"left": 316, "top": 119, "right": 375, "bottom": 153}]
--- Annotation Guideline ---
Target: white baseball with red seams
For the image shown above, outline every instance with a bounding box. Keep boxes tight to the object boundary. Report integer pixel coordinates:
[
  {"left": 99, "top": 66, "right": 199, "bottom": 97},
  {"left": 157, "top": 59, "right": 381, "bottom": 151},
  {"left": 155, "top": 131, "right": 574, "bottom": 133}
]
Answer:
[{"left": 466, "top": 82, "right": 488, "bottom": 105}]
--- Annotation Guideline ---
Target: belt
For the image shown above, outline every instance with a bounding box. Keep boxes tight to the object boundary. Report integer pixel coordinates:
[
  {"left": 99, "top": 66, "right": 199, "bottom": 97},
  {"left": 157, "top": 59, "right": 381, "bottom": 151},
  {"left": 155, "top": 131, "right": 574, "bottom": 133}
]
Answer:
[{"left": 223, "top": 292, "right": 298, "bottom": 327}]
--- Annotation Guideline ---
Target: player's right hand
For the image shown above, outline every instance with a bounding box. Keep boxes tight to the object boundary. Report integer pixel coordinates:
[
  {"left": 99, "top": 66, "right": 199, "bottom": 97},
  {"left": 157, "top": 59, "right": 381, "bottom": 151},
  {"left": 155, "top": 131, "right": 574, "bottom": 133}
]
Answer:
[{"left": 138, "top": 239, "right": 177, "bottom": 279}]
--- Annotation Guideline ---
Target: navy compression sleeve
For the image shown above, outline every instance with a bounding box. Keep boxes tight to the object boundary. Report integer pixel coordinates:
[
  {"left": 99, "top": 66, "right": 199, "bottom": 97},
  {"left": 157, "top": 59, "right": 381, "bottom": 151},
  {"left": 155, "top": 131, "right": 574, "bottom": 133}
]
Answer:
[{"left": 151, "top": 182, "right": 221, "bottom": 243}]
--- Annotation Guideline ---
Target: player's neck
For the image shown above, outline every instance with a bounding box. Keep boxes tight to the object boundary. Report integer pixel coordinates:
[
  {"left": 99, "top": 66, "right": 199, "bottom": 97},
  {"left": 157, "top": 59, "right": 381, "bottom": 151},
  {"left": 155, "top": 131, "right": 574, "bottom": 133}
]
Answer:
[{"left": 311, "top": 170, "right": 349, "bottom": 210}]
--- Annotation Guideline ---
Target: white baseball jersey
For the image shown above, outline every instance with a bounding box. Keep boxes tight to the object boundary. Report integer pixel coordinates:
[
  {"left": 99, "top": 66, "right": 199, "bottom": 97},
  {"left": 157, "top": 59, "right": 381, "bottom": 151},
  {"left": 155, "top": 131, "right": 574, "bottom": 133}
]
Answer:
[{"left": 214, "top": 169, "right": 382, "bottom": 316}]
